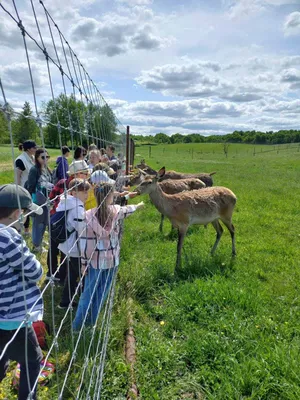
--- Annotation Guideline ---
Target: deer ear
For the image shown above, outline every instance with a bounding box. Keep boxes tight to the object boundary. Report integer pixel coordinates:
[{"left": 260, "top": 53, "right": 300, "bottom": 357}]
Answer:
[{"left": 157, "top": 167, "right": 165, "bottom": 178}]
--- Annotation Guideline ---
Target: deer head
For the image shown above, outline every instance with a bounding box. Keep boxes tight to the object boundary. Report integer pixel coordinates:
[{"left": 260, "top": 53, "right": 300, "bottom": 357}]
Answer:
[{"left": 135, "top": 167, "right": 165, "bottom": 194}]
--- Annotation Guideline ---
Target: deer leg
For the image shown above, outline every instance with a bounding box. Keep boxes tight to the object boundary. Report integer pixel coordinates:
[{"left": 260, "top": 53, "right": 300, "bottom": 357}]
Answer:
[
  {"left": 175, "top": 229, "right": 186, "bottom": 271},
  {"left": 220, "top": 218, "right": 236, "bottom": 256},
  {"left": 159, "top": 214, "right": 164, "bottom": 233},
  {"left": 210, "top": 220, "right": 223, "bottom": 255}
]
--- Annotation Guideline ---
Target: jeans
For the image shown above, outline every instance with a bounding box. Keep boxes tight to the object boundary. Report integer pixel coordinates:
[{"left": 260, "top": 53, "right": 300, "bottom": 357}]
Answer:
[
  {"left": 0, "top": 326, "right": 43, "bottom": 400},
  {"left": 72, "top": 266, "right": 115, "bottom": 331},
  {"left": 60, "top": 257, "right": 82, "bottom": 306},
  {"left": 47, "top": 239, "right": 67, "bottom": 282},
  {"left": 31, "top": 217, "right": 46, "bottom": 247}
]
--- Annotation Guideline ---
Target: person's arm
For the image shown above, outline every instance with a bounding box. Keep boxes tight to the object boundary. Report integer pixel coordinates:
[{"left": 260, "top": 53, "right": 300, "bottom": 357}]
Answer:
[
  {"left": 118, "top": 202, "right": 144, "bottom": 220},
  {"left": 15, "top": 159, "right": 25, "bottom": 185},
  {"left": 5, "top": 233, "right": 43, "bottom": 282},
  {"left": 26, "top": 166, "right": 38, "bottom": 194}
]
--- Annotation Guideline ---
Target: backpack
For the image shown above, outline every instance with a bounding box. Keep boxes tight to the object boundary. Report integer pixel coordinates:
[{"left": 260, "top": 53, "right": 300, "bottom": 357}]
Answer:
[
  {"left": 33, "top": 321, "right": 50, "bottom": 350},
  {"left": 50, "top": 210, "right": 74, "bottom": 244}
]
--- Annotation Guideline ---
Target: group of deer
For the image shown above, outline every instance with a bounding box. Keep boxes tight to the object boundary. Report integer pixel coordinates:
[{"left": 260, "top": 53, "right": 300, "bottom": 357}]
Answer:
[{"left": 130, "top": 160, "right": 237, "bottom": 272}]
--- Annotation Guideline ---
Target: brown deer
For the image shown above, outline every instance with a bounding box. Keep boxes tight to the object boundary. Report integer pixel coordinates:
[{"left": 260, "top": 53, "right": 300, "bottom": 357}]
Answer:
[
  {"left": 134, "top": 160, "right": 216, "bottom": 187},
  {"left": 135, "top": 167, "right": 236, "bottom": 271},
  {"left": 157, "top": 178, "right": 206, "bottom": 232}
]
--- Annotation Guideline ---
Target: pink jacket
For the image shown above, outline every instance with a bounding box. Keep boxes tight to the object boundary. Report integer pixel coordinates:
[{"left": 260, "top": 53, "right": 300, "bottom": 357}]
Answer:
[{"left": 80, "top": 204, "right": 139, "bottom": 270}]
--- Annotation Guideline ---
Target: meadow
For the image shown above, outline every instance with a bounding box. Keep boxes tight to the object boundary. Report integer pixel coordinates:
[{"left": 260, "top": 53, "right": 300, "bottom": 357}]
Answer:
[{"left": 0, "top": 142, "right": 300, "bottom": 399}]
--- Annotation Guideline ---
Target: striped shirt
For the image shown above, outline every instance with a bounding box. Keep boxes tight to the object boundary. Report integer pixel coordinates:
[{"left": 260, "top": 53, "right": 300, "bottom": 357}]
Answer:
[{"left": 0, "top": 224, "right": 43, "bottom": 323}]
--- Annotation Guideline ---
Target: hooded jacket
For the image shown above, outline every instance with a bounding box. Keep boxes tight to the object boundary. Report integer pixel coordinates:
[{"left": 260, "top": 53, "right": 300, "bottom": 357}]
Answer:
[
  {"left": 57, "top": 195, "right": 86, "bottom": 258},
  {"left": 80, "top": 204, "right": 139, "bottom": 270},
  {"left": 0, "top": 225, "right": 43, "bottom": 324},
  {"left": 56, "top": 156, "right": 69, "bottom": 181}
]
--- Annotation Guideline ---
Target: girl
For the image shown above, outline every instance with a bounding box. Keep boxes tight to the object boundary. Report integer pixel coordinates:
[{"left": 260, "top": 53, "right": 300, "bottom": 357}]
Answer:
[
  {"left": 72, "top": 184, "right": 143, "bottom": 331},
  {"left": 26, "top": 148, "right": 53, "bottom": 253},
  {"left": 15, "top": 140, "right": 37, "bottom": 235}
]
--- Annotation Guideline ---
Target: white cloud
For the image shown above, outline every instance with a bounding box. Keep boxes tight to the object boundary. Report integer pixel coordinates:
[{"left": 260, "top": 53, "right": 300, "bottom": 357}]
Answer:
[
  {"left": 115, "top": 0, "right": 152, "bottom": 4},
  {"left": 284, "top": 12, "right": 300, "bottom": 36}
]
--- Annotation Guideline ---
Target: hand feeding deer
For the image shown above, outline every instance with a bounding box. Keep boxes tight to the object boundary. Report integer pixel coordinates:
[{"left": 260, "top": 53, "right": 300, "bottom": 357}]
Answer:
[{"left": 136, "top": 167, "right": 237, "bottom": 271}]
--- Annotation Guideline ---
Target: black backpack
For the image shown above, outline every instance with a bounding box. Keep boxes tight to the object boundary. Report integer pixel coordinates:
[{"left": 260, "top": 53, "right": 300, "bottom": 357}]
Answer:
[{"left": 50, "top": 211, "right": 74, "bottom": 244}]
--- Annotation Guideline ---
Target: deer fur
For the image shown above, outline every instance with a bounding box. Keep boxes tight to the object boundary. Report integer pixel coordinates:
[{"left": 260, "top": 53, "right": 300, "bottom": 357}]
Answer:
[
  {"left": 157, "top": 178, "right": 206, "bottom": 232},
  {"left": 136, "top": 167, "right": 236, "bottom": 271}
]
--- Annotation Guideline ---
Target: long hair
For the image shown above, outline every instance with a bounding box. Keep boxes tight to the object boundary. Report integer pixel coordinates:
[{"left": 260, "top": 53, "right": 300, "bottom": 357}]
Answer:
[
  {"left": 74, "top": 146, "right": 86, "bottom": 160},
  {"left": 34, "top": 148, "right": 48, "bottom": 172},
  {"left": 94, "top": 184, "right": 114, "bottom": 228}
]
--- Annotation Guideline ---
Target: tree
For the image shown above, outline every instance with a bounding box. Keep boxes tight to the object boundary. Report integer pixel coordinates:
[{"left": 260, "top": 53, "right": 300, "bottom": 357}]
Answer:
[
  {"left": 154, "top": 133, "right": 171, "bottom": 144},
  {"left": 0, "top": 109, "right": 9, "bottom": 144},
  {"left": 14, "top": 102, "right": 38, "bottom": 144},
  {"left": 43, "top": 94, "right": 86, "bottom": 147}
]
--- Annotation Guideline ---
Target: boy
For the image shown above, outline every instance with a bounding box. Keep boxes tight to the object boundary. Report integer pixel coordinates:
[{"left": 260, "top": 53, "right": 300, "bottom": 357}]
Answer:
[
  {"left": 56, "top": 178, "right": 90, "bottom": 309},
  {"left": 0, "top": 184, "right": 44, "bottom": 400},
  {"left": 46, "top": 161, "right": 90, "bottom": 284},
  {"left": 56, "top": 145, "right": 71, "bottom": 181}
]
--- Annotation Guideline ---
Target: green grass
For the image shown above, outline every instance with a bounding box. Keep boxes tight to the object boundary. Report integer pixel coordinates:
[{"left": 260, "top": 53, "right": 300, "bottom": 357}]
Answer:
[{"left": 1, "top": 143, "right": 300, "bottom": 399}]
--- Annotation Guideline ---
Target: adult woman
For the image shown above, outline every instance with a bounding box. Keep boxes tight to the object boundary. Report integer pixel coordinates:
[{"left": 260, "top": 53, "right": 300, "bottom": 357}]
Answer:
[
  {"left": 74, "top": 146, "right": 87, "bottom": 161},
  {"left": 26, "top": 148, "right": 53, "bottom": 253},
  {"left": 88, "top": 149, "right": 101, "bottom": 171},
  {"left": 15, "top": 140, "right": 37, "bottom": 235}
]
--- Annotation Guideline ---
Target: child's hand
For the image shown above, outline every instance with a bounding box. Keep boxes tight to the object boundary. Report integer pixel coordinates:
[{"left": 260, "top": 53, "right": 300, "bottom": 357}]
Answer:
[
  {"left": 128, "top": 192, "right": 138, "bottom": 199},
  {"left": 137, "top": 201, "right": 144, "bottom": 209}
]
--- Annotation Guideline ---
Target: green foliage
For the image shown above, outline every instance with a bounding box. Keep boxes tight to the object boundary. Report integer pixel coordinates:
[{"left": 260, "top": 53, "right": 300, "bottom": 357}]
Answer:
[
  {"left": 14, "top": 102, "right": 39, "bottom": 144},
  {"left": 132, "top": 129, "right": 300, "bottom": 145}
]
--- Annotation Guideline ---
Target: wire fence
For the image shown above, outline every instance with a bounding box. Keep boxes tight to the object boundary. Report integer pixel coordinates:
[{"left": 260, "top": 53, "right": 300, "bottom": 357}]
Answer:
[{"left": 0, "top": 1, "right": 128, "bottom": 399}]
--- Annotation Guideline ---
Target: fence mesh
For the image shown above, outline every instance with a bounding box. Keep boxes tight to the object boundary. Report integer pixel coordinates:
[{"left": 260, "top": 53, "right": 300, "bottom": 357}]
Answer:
[{"left": 0, "top": 1, "right": 127, "bottom": 398}]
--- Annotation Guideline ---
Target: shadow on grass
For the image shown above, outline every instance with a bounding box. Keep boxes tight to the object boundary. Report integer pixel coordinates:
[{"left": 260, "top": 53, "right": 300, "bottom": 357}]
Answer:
[{"left": 175, "top": 252, "right": 236, "bottom": 281}]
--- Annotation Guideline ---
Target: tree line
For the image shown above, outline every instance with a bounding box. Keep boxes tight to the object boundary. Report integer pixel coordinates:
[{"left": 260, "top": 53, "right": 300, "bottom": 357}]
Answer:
[
  {"left": 132, "top": 130, "right": 300, "bottom": 145},
  {"left": 0, "top": 94, "right": 121, "bottom": 148}
]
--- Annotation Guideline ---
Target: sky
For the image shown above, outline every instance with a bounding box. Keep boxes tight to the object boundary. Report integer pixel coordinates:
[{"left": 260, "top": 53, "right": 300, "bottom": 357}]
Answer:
[{"left": 0, "top": 0, "right": 300, "bottom": 136}]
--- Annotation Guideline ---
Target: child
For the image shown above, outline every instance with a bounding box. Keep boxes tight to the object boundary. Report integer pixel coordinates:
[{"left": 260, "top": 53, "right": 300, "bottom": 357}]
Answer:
[
  {"left": 55, "top": 145, "right": 71, "bottom": 181},
  {"left": 72, "top": 183, "right": 143, "bottom": 331},
  {"left": 57, "top": 178, "right": 90, "bottom": 309},
  {"left": 0, "top": 184, "right": 44, "bottom": 400}
]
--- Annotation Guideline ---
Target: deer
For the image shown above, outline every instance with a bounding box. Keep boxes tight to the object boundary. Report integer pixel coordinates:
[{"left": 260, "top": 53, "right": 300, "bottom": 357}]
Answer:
[
  {"left": 135, "top": 167, "right": 237, "bottom": 271},
  {"left": 134, "top": 160, "right": 216, "bottom": 187},
  {"left": 156, "top": 178, "right": 206, "bottom": 232}
]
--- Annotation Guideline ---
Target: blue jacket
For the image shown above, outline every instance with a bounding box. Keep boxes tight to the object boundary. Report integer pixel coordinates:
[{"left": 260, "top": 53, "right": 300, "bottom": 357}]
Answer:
[
  {"left": 56, "top": 156, "right": 69, "bottom": 180},
  {"left": 0, "top": 225, "right": 43, "bottom": 323}
]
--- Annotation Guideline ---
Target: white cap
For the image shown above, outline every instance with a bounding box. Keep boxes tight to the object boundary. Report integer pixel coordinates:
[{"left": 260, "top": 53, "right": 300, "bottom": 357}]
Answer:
[{"left": 91, "top": 170, "right": 116, "bottom": 185}]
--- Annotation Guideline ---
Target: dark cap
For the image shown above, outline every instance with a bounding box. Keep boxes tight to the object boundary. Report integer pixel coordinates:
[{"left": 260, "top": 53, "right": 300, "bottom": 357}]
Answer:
[
  {"left": 0, "top": 184, "right": 43, "bottom": 215},
  {"left": 23, "top": 140, "right": 37, "bottom": 151}
]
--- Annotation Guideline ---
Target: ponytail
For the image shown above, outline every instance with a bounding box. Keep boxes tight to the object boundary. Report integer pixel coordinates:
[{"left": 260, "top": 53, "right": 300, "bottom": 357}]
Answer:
[{"left": 18, "top": 143, "right": 23, "bottom": 151}]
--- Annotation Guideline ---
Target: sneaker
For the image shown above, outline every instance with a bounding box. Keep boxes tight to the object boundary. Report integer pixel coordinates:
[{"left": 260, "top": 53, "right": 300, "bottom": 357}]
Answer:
[
  {"left": 32, "top": 246, "right": 47, "bottom": 254},
  {"left": 58, "top": 302, "right": 78, "bottom": 310},
  {"left": 45, "top": 274, "right": 60, "bottom": 282}
]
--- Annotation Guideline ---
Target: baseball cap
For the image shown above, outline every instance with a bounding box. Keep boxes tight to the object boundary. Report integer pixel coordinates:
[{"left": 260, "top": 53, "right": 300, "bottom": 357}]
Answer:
[
  {"left": 23, "top": 140, "right": 37, "bottom": 151},
  {"left": 91, "top": 170, "right": 116, "bottom": 185},
  {"left": 0, "top": 184, "right": 43, "bottom": 215},
  {"left": 67, "top": 160, "right": 90, "bottom": 176}
]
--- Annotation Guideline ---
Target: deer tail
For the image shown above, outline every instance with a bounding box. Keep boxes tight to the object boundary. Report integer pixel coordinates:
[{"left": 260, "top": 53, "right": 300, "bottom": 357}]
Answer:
[{"left": 209, "top": 171, "right": 217, "bottom": 176}]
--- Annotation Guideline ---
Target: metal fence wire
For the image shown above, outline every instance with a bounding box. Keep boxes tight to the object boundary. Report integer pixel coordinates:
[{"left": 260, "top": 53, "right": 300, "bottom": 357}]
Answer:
[{"left": 0, "top": 1, "right": 128, "bottom": 398}]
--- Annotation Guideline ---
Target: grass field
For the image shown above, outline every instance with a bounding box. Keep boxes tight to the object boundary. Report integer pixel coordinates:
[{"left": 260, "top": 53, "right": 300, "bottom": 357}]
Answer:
[{"left": 0, "top": 142, "right": 300, "bottom": 399}]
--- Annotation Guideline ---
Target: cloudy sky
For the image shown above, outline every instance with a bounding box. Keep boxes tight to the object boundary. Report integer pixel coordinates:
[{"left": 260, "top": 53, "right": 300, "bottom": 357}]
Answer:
[{"left": 1, "top": 0, "right": 300, "bottom": 136}]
